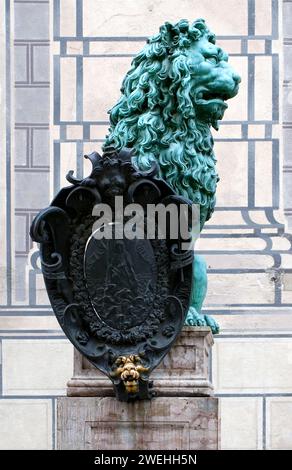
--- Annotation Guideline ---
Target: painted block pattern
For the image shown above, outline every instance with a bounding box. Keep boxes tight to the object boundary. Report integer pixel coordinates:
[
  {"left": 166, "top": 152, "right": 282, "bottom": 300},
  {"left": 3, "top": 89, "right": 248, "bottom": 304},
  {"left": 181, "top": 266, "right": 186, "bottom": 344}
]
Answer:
[
  {"left": 0, "top": 399, "right": 52, "bottom": 450},
  {"left": 220, "top": 397, "right": 263, "bottom": 450},
  {"left": 2, "top": 339, "right": 73, "bottom": 396},
  {"left": 283, "top": 0, "right": 292, "bottom": 230},
  {"left": 0, "top": 0, "right": 291, "bottom": 450}
]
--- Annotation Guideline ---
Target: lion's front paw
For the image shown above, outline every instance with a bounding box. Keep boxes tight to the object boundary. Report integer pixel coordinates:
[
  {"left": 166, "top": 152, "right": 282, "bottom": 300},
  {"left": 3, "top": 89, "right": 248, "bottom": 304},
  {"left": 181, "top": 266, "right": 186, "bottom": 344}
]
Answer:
[
  {"left": 185, "top": 307, "right": 207, "bottom": 327},
  {"left": 204, "top": 314, "right": 220, "bottom": 334}
]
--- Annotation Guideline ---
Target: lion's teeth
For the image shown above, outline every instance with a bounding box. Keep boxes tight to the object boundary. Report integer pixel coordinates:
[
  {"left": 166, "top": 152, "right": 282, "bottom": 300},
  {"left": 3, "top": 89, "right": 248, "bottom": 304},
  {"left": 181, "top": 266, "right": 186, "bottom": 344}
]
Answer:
[{"left": 198, "top": 92, "right": 203, "bottom": 99}]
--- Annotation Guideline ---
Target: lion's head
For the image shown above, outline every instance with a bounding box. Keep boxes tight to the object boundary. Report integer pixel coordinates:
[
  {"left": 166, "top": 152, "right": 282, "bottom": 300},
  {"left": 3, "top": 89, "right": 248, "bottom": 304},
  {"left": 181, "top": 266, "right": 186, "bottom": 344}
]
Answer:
[{"left": 104, "top": 19, "right": 240, "bottom": 226}]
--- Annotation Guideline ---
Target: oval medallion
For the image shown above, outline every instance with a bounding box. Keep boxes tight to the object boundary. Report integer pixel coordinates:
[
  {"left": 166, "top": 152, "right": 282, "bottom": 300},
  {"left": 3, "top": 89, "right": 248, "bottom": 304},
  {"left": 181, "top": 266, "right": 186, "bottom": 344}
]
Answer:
[{"left": 84, "top": 231, "right": 157, "bottom": 331}]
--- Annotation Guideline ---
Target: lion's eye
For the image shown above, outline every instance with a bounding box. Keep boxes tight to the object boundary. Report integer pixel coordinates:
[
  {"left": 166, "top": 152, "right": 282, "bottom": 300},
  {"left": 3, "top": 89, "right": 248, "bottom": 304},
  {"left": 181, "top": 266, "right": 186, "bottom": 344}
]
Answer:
[{"left": 206, "top": 56, "right": 218, "bottom": 65}]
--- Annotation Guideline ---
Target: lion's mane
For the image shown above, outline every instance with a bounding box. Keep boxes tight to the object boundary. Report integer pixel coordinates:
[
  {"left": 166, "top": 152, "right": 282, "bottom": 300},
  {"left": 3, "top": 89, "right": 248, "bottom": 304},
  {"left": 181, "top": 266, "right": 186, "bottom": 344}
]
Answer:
[{"left": 104, "top": 19, "right": 219, "bottom": 224}]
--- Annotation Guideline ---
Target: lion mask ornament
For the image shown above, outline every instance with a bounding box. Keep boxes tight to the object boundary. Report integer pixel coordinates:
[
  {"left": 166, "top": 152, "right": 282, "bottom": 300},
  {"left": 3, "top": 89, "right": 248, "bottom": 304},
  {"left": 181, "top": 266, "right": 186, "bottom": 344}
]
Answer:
[{"left": 104, "top": 19, "right": 241, "bottom": 333}]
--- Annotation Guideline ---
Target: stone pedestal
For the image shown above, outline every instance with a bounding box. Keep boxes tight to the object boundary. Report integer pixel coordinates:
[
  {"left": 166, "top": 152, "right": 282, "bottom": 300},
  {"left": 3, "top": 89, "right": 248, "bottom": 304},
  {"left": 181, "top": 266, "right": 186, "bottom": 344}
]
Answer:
[
  {"left": 58, "top": 327, "right": 219, "bottom": 449},
  {"left": 67, "top": 327, "right": 214, "bottom": 397},
  {"left": 57, "top": 396, "right": 218, "bottom": 450}
]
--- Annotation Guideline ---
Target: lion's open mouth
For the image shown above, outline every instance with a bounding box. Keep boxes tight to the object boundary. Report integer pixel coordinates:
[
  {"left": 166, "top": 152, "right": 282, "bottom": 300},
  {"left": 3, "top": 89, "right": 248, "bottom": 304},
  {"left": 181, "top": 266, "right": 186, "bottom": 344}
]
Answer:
[
  {"left": 197, "top": 90, "right": 229, "bottom": 106},
  {"left": 196, "top": 83, "right": 240, "bottom": 105},
  {"left": 194, "top": 87, "right": 239, "bottom": 129}
]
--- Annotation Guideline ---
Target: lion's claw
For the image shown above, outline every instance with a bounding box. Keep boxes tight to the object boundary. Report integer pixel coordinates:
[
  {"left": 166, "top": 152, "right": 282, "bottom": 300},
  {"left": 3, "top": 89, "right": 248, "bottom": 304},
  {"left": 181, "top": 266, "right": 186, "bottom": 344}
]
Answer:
[
  {"left": 185, "top": 308, "right": 219, "bottom": 334},
  {"left": 185, "top": 307, "right": 207, "bottom": 327},
  {"left": 204, "top": 314, "right": 219, "bottom": 334}
]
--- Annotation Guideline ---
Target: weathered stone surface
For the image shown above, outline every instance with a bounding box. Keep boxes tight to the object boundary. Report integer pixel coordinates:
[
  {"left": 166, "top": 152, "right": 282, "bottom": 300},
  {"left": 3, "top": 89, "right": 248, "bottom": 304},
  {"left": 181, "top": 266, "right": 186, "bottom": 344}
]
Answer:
[
  {"left": 57, "top": 396, "right": 218, "bottom": 450},
  {"left": 60, "top": 328, "right": 218, "bottom": 450},
  {"left": 67, "top": 327, "right": 213, "bottom": 397}
]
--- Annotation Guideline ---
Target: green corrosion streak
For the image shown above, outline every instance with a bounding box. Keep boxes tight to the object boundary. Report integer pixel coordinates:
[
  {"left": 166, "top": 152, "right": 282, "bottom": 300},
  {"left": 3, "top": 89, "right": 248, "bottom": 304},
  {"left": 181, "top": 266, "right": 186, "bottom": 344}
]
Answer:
[{"left": 104, "top": 19, "right": 241, "bottom": 334}]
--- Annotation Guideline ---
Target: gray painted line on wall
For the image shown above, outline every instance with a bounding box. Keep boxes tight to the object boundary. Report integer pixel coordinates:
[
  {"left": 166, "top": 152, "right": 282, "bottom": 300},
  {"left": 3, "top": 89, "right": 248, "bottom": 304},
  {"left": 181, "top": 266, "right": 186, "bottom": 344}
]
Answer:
[
  {"left": 60, "top": 52, "right": 276, "bottom": 58},
  {"left": 248, "top": 56, "right": 255, "bottom": 122},
  {"left": 52, "top": 397, "right": 56, "bottom": 450},
  {"left": 62, "top": 53, "right": 136, "bottom": 58},
  {"left": 83, "top": 40, "right": 89, "bottom": 55},
  {"left": 215, "top": 392, "right": 292, "bottom": 397},
  {"left": 76, "top": 140, "right": 83, "bottom": 178},
  {"left": 15, "top": 84, "right": 49, "bottom": 88},
  {"left": 208, "top": 302, "right": 292, "bottom": 307},
  {"left": 195, "top": 251, "right": 289, "bottom": 257},
  {"left": 0, "top": 305, "right": 51, "bottom": 310},
  {"left": 53, "top": 35, "right": 276, "bottom": 41},
  {"left": 272, "top": 140, "right": 280, "bottom": 208},
  {"left": 57, "top": 137, "right": 278, "bottom": 144},
  {"left": 241, "top": 38, "right": 248, "bottom": 55},
  {"left": 76, "top": 55, "right": 83, "bottom": 122},
  {"left": 265, "top": 123, "right": 272, "bottom": 138},
  {"left": 203, "top": 308, "right": 292, "bottom": 315},
  {"left": 53, "top": 142, "right": 60, "bottom": 193},
  {"left": 15, "top": 168, "right": 49, "bottom": 173},
  {"left": 4, "top": 304, "right": 292, "bottom": 318},
  {"left": 83, "top": 123, "right": 90, "bottom": 140},
  {"left": 5, "top": 0, "right": 11, "bottom": 306},
  {"left": 1, "top": 333, "right": 292, "bottom": 340},
  {"left": 53, "top": 55, "right": 60, "bottom": 124},
  {"left": 248, "top": 0, "right": 255, "bottom": 36},
  {"left": 0, "top": 335, "right": 67, "bottom": 340},
  {"left": 0, "top": 330, "right": 62, "bottom": 333},
  {"left": 209, "top": 347, "right": 212, "bottom": 383},
  {"left": 53, "top": 0, "right": 60, "bottom": 38},
  {"left": 0, "top": 339, "right": 2, "bottom": 395},
  {"left": 249, "top": 140, "right": 255, "bottom": 208},
  {"left": 272, "top": 0, "right": 279, "bottom": 38},
  {"left": 262, "top": 396, "right": 267, "bottom": 449},
  {"left": 58, "top": 120, "right": 109, "bottom": 125},
  {"left": 15, "top": 123, "right": 49, "bottom": 128},
  {"left": 29, "top": 270, "right": 36, "bottom": 306},
  {"left": 265, "top": 39, "right": 272, "bottom": 55},
  {"left": 0, "top": 395, "right": 67, "bottom": 399},
  {"left": 206, "top": 268, "right": 292, "bottom": 274},
  {"left": 0, "top": 307, "right": 289, "bottom": 316},
  {"left": 0, "top": 312, "right": 53, "bottom": 316},
  {"left": 272, "top": 55, "right": 280, "bottom": 122},
  {"left": 196, "top": 206, "right": 272, "bottom": 210},
  {"left": 14, "top": 1, "right": 49, "bottom": 3},
  {"left": 274, "top": 276, "right": 282, "bottom": 304},
  {"left": 252, "top": 208, "right": 280, "bottom": 225},
  {"left": 60, "top": 40, "right": 66, "bottom": 55},
  {"left": 54, "top": 119, "right": 279, "bottom": 125},
  {"left": 60, "top": 124, "right": 66, "bottom": 140},
  {"left": 215, "top": 333, "right": 292, "bottom": 338},
  {"left": 200, "top": 231, "right": 268, "bottom": 237},
  {"left": 0, "top": 392, "right": 291, "bottom": 399},
  {"left": 242, "top": 123, "right": 248, "bottom": 139},
  {"left": 76, "top": 0, "right": 83, "bottom": 38}
]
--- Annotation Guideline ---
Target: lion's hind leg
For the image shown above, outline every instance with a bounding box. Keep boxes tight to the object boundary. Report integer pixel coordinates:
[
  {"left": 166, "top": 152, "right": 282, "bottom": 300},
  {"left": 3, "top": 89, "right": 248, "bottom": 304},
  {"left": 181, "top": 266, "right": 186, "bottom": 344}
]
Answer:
[{"left": 184, "top": 255, "right": 219, "bottom": 334}]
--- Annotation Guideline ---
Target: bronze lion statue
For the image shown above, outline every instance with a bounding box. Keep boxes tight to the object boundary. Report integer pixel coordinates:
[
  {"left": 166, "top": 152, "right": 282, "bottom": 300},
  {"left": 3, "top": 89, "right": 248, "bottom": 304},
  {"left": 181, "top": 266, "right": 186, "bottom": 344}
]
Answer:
[{"left": 104, "top": 19, "right": 241, "bottom": 333}]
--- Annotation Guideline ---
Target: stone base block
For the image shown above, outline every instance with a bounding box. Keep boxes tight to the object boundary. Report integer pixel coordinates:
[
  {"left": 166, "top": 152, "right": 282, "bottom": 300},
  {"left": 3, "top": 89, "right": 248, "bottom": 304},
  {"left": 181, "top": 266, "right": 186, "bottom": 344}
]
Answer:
[
  {"left": 67, "top": 327, "right": 214, "bottom": 397},
  {"left": 57, "top": 396, "right": 219, "bottom": 450}
]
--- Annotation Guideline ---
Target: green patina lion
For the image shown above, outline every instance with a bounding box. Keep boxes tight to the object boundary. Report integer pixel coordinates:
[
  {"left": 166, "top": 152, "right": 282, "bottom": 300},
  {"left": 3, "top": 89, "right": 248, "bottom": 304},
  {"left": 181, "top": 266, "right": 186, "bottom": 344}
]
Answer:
[{"left": 104, "top": 19, "right": 241, "bottom": 334}]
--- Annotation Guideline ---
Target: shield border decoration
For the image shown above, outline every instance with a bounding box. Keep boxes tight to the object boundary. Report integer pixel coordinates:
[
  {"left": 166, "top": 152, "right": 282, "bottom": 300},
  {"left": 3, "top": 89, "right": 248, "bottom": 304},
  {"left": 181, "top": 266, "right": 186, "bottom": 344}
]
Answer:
[{"left": 30, "top": 148, "right": 193, "bottom": 401}]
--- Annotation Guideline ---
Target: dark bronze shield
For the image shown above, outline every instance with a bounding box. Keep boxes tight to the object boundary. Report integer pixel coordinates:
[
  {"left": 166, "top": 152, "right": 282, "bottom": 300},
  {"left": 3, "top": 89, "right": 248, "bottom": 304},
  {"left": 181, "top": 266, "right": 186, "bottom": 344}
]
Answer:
[
  {"left": 85, "top": 236, "right": 157, "bottom": 330},
  {"left": 30, "top": 148, "right": 193, "bottom": 401}
]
